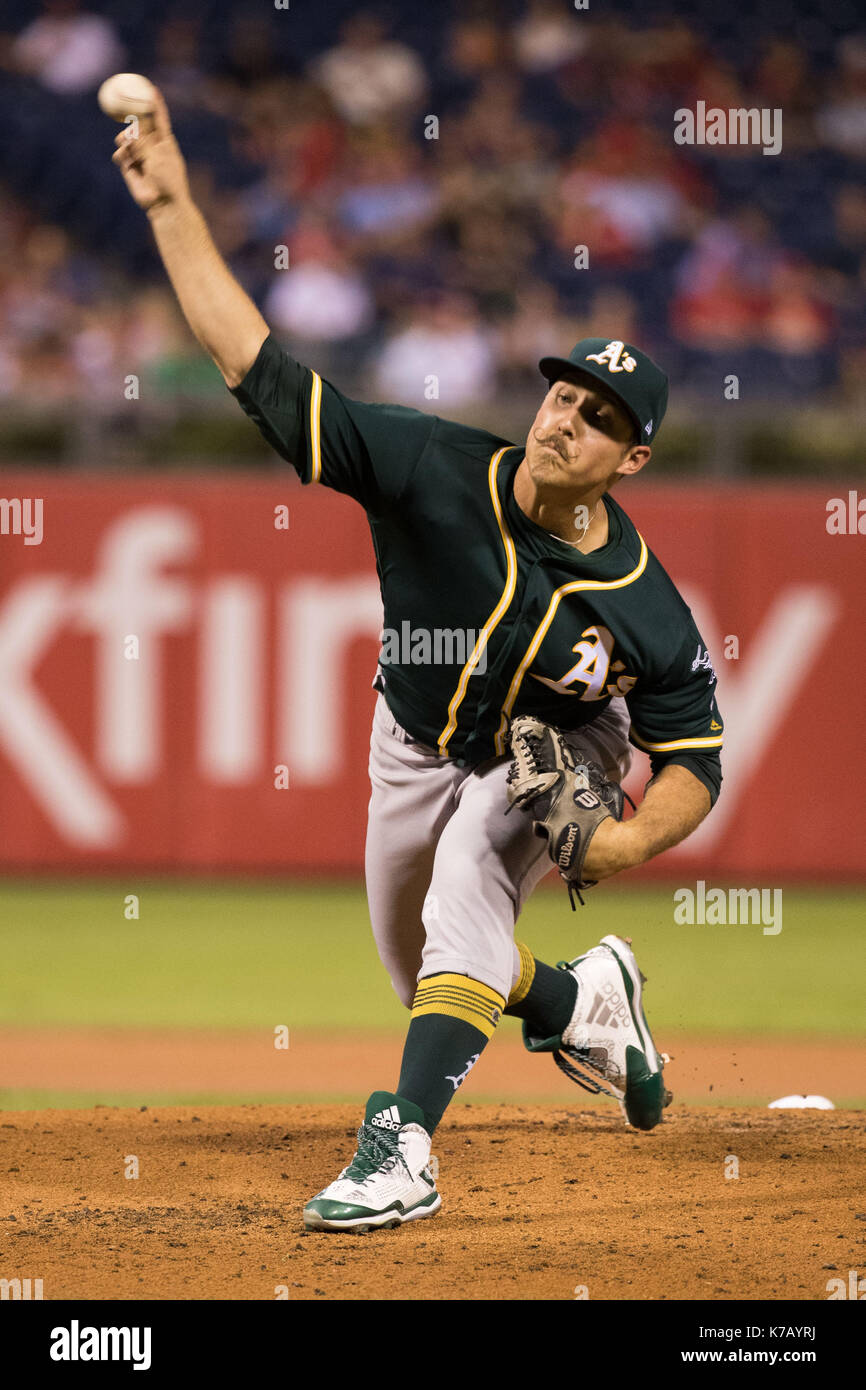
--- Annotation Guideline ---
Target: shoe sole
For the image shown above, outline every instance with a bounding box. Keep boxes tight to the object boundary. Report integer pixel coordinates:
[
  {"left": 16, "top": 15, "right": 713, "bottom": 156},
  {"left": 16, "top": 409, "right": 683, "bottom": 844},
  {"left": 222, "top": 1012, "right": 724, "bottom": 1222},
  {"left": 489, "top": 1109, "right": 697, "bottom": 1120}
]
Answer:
[
  {"left": 303, "top": 1193, "right": 442, "bottom": 1233},
  {"left": 598, "top": 934, "right": 670, "bottom": 1131}
]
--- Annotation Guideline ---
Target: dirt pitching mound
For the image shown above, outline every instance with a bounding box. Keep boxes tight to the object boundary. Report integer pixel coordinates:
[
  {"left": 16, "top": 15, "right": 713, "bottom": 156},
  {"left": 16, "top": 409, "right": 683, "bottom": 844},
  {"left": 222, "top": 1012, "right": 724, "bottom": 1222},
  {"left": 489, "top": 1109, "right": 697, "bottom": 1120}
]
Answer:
[
  {"left": 2, "top": 1028, "right": 863, "bottom": 1104},
  {"left": 2, "top": 1105, "right": 863, "bottom": 1301}
]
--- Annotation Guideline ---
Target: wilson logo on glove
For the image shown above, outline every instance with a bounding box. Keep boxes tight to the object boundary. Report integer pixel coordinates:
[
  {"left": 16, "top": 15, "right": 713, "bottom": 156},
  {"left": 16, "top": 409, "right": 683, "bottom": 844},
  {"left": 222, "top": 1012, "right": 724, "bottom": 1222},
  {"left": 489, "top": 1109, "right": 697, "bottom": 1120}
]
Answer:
[
  {"left": 573, "top": 789, "right": 600, "bottom": 809},
  {"left": 558, "top": 824, "right": 580, "bottom": 868}
]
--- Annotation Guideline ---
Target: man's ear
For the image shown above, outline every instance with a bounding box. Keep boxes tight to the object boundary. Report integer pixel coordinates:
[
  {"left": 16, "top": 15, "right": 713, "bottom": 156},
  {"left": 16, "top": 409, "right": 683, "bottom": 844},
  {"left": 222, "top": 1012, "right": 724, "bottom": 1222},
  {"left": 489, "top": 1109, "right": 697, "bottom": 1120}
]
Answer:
[{"left": 615, "top": 445, "right": 651, "bottom": 479}]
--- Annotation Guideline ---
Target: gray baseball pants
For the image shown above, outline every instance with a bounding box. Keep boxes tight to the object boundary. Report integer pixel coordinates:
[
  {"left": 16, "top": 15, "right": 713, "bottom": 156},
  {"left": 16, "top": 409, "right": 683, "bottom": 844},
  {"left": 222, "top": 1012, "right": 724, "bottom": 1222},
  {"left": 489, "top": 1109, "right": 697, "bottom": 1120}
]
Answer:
[{"left": 365, "top": 688, "right": 633, "bottom": 1006}]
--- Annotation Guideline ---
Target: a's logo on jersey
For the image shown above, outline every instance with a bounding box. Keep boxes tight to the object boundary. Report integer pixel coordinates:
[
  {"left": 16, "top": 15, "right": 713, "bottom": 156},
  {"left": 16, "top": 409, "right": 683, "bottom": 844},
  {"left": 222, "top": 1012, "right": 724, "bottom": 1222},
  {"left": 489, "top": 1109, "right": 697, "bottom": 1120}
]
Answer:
[
  {"left": 691, "top": 643, "right": 717, "bottom": 685},
  {"left": 531, "top": 624, "right": 636, "bottom": 701},
  {"left": 585, "top": 341, "right": 637, "bottom": 374}
]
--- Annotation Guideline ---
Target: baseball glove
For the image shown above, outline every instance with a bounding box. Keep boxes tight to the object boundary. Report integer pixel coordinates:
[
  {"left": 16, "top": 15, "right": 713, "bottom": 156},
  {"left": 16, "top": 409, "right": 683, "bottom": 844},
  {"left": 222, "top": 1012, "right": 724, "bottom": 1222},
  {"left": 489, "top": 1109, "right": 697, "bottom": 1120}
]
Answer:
[{"left": 506, "top": 714, "right": 631, "bottom": 908}]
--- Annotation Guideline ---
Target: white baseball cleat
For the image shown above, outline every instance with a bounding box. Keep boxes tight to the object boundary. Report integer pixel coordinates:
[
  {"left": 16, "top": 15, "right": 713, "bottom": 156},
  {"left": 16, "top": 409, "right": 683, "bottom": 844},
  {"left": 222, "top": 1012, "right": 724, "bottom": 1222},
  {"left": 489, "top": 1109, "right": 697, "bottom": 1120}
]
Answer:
[
  {"left": 525, "top": 934, "right": 672, "bottom": 1130},
  {"left": 303, "top": 1091, "right": 441, "bottom": 1232}
]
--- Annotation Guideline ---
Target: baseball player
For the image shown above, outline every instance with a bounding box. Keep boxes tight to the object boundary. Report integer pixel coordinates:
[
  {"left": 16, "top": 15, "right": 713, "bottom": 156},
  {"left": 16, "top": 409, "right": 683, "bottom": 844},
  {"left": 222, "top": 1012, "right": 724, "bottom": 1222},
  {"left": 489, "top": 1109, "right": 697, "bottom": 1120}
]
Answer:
[{"left": 113, "top": 92, "right": 723, "bottom": 1233}]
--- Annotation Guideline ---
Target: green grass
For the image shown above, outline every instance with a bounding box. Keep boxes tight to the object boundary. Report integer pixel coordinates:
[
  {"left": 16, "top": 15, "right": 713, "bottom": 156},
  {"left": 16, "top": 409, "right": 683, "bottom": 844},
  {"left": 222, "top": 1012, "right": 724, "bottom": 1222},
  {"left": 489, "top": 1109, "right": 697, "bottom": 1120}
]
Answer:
[
  {"left": 3, "top": 1090, "right": 865, "bottom": 1112},
  {"left": 0, "top": 881, "right": 863, "bottom": 1036}
]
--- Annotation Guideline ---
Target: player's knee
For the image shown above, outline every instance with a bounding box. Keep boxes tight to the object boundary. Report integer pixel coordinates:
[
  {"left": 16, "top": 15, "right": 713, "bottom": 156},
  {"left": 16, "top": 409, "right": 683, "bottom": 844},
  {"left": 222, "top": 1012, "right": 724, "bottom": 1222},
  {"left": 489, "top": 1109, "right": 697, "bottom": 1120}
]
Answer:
[{"left": 427, "top": 851, "right": 485, "bottom": 909}]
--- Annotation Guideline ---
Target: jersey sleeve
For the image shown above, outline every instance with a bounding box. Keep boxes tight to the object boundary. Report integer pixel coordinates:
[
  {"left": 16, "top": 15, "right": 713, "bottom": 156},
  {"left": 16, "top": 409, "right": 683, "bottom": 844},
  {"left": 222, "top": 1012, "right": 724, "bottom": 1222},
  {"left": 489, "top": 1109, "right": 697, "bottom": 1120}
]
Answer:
[
  {"left": 625, "top": 629, "right": 724, "bottom": 804},
  {"left": 228, "top": 333, "right": 436, "bottom": 509}
]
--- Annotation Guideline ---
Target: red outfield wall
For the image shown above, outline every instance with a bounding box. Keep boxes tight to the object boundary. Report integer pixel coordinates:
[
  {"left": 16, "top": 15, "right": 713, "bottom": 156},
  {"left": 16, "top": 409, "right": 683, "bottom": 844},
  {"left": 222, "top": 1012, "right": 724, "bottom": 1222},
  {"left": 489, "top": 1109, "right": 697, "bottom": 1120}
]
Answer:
[{"left": 0, "top": 475, "right": 862, "bottom": 878}]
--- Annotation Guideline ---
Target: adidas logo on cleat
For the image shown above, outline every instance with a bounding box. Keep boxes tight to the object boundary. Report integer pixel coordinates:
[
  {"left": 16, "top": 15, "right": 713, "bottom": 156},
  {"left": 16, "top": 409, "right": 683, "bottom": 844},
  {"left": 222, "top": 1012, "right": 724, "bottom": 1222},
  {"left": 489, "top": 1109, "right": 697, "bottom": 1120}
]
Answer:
[
  {"left": 585, "top": 982, "right": 630, "bottom": 1030},
  {"left": 371, "top": 1104, "right": 402, "bottom": 1131}
]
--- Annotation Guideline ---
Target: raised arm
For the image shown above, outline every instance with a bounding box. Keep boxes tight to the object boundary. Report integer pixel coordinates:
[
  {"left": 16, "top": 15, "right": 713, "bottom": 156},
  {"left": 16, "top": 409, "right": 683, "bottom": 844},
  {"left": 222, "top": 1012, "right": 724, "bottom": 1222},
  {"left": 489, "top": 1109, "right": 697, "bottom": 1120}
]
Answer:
[
  {"left": 112, "top": 86, "right": 439, "bottom": 502},
  {"left": 111, "top": 88, "right": 269, "bottom": 387}
]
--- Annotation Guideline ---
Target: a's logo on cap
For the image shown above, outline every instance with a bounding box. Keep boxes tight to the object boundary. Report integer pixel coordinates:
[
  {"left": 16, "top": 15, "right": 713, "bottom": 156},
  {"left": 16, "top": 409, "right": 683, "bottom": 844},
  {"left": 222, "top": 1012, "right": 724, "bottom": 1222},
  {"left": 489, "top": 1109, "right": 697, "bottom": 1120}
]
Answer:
[
  {"left": 585, "top": 340, "right": 636, "bottom": 374},
  {"left": 645, "top": 421, "right": 653, "bottom": 435}
]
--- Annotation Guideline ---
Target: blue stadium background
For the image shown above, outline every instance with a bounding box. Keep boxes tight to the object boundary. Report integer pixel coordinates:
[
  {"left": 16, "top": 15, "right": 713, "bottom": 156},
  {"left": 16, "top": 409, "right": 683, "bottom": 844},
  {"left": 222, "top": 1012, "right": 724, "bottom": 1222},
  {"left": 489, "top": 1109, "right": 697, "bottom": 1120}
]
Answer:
[{"left": 0, "top": 0, "right": 863, "bottom": 467}]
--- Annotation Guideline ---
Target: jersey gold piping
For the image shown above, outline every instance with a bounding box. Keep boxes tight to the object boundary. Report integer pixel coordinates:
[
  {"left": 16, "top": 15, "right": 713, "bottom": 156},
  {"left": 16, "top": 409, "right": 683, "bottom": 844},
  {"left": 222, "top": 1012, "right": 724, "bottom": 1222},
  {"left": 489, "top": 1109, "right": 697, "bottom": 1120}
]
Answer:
[
  {"left": 309, "top": 371, "right": 323, "bottom": 482},
  {"left": 631, "top": 730, "right": 724, "bottom": 752},
  {"left": 492, "top": 537, "right": 650, "bottom": 755},
  {"left": 437, "top": 447, "right": 518, "bottom": 755}
]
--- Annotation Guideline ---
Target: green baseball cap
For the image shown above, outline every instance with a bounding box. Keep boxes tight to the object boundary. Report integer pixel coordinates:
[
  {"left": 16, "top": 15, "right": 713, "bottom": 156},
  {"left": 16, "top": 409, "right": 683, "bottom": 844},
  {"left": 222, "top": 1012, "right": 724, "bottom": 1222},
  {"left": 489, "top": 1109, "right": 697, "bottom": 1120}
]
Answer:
[{"left": 538, "top": 338, "right": 669, "bottom": 444}]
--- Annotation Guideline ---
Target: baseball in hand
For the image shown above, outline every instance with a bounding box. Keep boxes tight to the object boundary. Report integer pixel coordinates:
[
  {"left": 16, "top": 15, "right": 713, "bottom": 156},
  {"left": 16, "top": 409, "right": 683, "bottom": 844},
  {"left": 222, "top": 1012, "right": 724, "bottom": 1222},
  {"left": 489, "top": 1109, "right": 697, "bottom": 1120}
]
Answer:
[{"left": 98, "top": 73, "right": 157, "bottom": 130}]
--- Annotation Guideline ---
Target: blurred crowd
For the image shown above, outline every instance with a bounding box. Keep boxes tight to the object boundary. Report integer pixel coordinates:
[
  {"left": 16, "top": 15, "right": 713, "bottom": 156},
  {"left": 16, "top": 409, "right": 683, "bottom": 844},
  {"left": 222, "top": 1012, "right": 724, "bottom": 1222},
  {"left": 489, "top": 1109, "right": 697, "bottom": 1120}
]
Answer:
[{"left": 0, "top": 0, "right": 863, "bottom": 410}]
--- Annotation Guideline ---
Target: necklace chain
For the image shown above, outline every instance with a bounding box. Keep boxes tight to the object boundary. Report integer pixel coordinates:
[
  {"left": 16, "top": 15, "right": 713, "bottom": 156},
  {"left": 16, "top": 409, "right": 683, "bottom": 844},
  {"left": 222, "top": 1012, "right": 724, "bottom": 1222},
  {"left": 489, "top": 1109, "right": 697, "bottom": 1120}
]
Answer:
[{"left": 548, "top": 500, "right": 600, "bottom": 547}]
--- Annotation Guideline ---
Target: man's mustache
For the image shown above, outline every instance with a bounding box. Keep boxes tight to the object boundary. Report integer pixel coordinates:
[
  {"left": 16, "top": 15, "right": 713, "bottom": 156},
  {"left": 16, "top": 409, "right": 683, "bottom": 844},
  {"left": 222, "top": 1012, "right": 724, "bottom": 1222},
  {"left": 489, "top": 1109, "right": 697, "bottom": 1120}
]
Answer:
[{"left": 535, "top": 434, "right": 566, "bottom": 458}]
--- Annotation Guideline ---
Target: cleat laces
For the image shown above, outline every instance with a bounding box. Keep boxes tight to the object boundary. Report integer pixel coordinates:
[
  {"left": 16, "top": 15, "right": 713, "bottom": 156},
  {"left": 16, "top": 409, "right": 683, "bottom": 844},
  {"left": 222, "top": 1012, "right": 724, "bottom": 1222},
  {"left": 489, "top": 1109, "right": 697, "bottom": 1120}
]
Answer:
[{"left": 343, "top": 1123, "right": 408, "bottom": 1183}]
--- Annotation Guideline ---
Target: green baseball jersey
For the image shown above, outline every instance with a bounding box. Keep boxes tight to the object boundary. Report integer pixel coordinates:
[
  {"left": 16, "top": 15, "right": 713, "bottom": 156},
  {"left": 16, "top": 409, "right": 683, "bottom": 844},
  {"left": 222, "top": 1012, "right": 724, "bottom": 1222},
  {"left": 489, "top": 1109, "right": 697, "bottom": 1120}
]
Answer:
[{"left": 231, "top": 335, "right": 723, "bottom": 801}]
